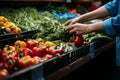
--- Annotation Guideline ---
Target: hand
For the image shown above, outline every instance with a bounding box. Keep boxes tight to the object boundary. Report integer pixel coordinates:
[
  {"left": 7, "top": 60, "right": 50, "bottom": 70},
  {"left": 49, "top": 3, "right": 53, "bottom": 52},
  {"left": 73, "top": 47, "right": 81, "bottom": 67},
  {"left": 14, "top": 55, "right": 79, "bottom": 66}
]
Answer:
[
  {"left": 65, "top": 23, "right": 91, "bottom": 35},
  {"left": 64, "top": 17, "right": 80, "bottom": 26}
]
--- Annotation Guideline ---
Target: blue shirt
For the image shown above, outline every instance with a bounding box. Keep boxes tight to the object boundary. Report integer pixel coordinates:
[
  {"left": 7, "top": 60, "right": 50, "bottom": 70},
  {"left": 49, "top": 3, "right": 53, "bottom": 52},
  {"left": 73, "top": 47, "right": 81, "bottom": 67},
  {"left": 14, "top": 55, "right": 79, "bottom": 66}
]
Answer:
[{"left": 103, "top": 0, "right": 120, "bottom": 67}]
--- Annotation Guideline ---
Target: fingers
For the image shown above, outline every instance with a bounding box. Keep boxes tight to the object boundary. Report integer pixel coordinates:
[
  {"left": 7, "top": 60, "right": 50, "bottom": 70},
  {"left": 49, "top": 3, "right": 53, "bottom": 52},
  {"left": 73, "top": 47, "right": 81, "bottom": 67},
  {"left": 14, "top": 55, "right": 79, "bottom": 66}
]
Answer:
[
  {"left": 65, "top": 25, "right": 77, "bottom": 34},
  {"left": 64, "top": 19, "right": 75, "bottom": 26},
  {"left": 65, "top": 23, "right": 86, "bottom": 35},
  {"left": 64, "top": 20, "right": 71, "bottom": 26},
  {"left": 69, "top": 27, "right": 76, "bottom": 34},
  {"left": 65, "top": 25, "right": 73, "bottom": 30}
]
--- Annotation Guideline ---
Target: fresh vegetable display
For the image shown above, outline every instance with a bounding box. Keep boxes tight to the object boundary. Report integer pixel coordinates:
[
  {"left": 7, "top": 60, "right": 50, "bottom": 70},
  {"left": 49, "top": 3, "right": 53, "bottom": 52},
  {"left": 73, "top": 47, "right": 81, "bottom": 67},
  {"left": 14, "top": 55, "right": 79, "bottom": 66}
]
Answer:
[
  {"left": 0, "top": 38, "right": 66, "bottom": 77},
  {"left": 0, "top": 51, "right": 18, "bottom": 73},
  {"left": 0, "top": 16, "right": 22, "bottom": 34},
  {"left": 83, "top": 32, "right": 113, "bottom": 43},
  {"left": 0, "top": 8, "right": 77, "bottom": 42},
  {"left": 0, "top": 7, "right": 114, "bottom": 79}
]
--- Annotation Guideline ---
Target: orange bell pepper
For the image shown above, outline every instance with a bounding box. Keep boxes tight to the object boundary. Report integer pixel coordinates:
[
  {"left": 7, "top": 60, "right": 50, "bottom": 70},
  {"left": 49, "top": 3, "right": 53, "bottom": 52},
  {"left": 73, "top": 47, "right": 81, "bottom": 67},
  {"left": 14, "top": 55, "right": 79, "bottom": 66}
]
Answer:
[{"left": 18, "top": 55, "right": 36, "bottom": 69}]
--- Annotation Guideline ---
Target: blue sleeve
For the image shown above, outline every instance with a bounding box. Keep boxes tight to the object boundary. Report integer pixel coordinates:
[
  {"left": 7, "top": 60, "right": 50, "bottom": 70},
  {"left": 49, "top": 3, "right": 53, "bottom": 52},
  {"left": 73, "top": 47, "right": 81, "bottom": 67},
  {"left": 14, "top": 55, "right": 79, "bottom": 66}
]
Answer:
[
  {"left": 104, "top": 0, "right": 118, "bottom": 16},
  {"left": 103, "top": 0, "right": 120, "bottom": 36}
]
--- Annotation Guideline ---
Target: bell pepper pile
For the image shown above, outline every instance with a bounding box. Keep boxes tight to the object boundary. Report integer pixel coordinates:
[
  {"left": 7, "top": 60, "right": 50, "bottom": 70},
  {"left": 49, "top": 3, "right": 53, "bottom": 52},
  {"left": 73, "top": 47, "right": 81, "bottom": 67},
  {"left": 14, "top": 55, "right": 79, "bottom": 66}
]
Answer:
[
  {"left": 0, "top": 38, "right": 65, "bottom": 78},
  {"left": 0, "top": 16, "right": 22, "bottom": 34}
]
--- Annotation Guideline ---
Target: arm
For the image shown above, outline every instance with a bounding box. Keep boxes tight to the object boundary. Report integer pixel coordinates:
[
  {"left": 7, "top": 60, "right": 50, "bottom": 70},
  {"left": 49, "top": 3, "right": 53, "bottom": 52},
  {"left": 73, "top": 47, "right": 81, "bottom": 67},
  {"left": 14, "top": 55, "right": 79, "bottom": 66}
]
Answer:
[
  {"left": 89, "top": 0, "right": 119, "bottom": 36},
  {"left": 64, "top": 6, "right": 109, "bottom": 26},
  {"left": 65, "top": 0, "right": 119, "bottom": 36},
  {"left": 77, "top": 6, "right": 109, "bottom": 22},
  {"left": 65, "top": 22, "right": 104, "bottom": 35},
  {"left": 103, "top": 0, "right": 119, "bottom": 36},
  {"left": 65, "top": 6, "right": 108, "bottom": 35}
]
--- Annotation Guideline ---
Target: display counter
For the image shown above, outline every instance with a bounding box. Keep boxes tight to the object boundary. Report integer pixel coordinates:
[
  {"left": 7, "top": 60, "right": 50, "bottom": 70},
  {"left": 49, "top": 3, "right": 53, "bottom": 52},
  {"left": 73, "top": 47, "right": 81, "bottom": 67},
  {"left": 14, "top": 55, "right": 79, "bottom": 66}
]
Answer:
[
  {"left": 1, "top": 39, "right": 115, "bottom": 80},
  {"left": 45, "top": 40, "right": 115, "bottom": 80}
]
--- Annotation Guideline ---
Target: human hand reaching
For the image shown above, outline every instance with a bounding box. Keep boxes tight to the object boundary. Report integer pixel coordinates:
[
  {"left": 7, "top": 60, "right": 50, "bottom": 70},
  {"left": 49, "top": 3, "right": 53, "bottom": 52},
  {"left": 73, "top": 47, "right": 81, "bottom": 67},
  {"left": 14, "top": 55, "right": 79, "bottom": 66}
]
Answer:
[
  {"left": 65, "top": 23, "right": 91, "bottom": 35},
  {"left": 64, "top": 17, "right": 80, "bottom": 26}
]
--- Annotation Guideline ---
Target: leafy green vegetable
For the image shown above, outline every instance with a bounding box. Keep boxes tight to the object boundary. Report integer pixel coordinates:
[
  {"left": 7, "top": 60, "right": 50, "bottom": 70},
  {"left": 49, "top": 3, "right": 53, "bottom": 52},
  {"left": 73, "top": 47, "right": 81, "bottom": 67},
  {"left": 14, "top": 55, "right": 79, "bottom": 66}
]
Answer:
[{"left": 0, "top": 7, "right": 70, "bottom": 41}]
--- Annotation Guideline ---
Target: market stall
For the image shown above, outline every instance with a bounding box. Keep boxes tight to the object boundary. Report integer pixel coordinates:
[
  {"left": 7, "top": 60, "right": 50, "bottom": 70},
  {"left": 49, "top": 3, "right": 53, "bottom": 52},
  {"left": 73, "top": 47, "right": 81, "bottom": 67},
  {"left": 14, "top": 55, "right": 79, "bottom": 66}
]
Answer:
[{"left": 0, "top": 0, "right": 114, "bottom": 80}]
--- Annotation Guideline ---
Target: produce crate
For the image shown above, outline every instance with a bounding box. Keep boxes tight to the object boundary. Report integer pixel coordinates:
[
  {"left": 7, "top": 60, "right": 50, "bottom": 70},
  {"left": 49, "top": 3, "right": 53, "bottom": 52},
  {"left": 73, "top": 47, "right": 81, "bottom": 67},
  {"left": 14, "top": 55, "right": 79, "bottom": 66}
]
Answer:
[
  {"left": 0, "top": 31, "right": 113, "bottom": 80},
  {"left": 1, "top": 44, "right": 90, "bottom": 80},
  {"left": 0, "top": 30, "right": 37, "bottom": 48},
  {"left": 43, "top": 52, "right": 70, "bottom": 76},
  {"left": 43, "top": 44, "right": 90, "bottom": 76},
  {"left": 2, "top": 63, "right": 44, "bottom": 80}
]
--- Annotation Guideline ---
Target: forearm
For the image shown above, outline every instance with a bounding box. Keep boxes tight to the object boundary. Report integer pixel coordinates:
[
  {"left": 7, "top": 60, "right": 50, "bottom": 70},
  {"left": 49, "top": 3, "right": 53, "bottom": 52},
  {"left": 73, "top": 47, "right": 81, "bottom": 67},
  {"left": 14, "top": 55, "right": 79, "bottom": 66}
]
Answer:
[
  {"left": 78, "top": 6, "right": 109, "bottom": 22},
  {"left": 87, "top": 22, "right": 105, "bottom": 33}
]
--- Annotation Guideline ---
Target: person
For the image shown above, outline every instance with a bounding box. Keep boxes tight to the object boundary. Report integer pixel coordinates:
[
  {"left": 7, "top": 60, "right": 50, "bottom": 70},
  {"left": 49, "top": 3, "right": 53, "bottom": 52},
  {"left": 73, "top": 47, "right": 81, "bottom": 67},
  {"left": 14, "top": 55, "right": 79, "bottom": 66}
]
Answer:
[{"left": 64, "top": 0, "right": 120, "bottom": 79}]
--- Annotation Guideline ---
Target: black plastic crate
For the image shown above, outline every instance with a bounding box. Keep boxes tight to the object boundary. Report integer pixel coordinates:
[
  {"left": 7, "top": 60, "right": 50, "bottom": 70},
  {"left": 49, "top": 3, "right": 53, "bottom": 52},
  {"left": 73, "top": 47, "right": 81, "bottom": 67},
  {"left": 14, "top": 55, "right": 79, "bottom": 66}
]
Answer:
[
  {"left": 43, "top": 45, "right": 90, "bottom": 76},
  {"left": 43, "top": 52, "right": 70, "bottom": 76},
  {"left": 0, "top": 30, "right": 37, "bottom": 48},
  {"left": 1, "top": 63, "right": 43, "bottom": 80},
  {"left": 1, "top": 42, "right": 108, "bottom": 80},
  {"left": 68, "top": 45, "right": 90, "bottom": 63},
  {"left": 94, "top": 41, "right": 112, "bottom": 50},
  {"left": 0, "top": 35, "right": 112, "bottom": 80}
]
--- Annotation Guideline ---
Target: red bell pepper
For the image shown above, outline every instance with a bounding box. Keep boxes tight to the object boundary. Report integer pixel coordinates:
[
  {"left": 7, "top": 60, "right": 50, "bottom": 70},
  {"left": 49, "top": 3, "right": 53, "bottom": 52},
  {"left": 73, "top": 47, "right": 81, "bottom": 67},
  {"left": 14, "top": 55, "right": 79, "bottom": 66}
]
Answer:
[
  {"left": 48, "top": 46, "right": 64, "bottom": 56},
  {"left": 0, "top": 61, "right": 15, "bottom": 72},
  {"left": 82, "top": 41, "right": 88, "bottom": 46},
  {"left": 18, "top": 48, "right": 34, "bottom": 58},
  {"left": 26, "top": 40, "right": 38, "bottom": 49},
  {"left": 43, "top": 54, "right": 53, "bottom": 60},
  {"left": 0, "top": 52, "right": 18, "bottom": 72},
  {"left": 33, "top": 56, "right": 44, "bottom": 64},
  {"left": 1, "top": 52, "right": 18, "bottom": 62},
  {"left": 32, "top": 45, "right": 47, "bottom": 57},
  {"left": 69, "top": 35, "right": 83, "bottom": 47},
  {"left": 0, "top": 51, "right": 18, "bottom": 72}
]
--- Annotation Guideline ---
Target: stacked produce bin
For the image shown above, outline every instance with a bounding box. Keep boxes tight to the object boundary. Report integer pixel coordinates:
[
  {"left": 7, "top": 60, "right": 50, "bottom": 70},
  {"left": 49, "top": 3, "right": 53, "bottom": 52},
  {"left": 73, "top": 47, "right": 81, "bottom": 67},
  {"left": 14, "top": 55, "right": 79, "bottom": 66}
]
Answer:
[{"left": 0, "top": 30, "right": 114, "bottom": 80}]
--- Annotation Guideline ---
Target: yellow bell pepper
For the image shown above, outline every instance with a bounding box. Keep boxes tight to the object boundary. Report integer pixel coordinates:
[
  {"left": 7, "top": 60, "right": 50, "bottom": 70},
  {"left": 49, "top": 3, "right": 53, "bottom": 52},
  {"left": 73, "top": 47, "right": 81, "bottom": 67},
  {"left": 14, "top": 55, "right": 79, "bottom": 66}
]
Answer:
[
  {"left": 0, "top": 16, "right": 8, "bottom": 26},
  {"left": 3, "top": 45, "right": 16, "bottom": 54},
  {"left": 14, "top": 40, "right": 26, "bottom": 51},
  {"left": 44, "top": 41, "right": 56, "bottom": 47}
]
